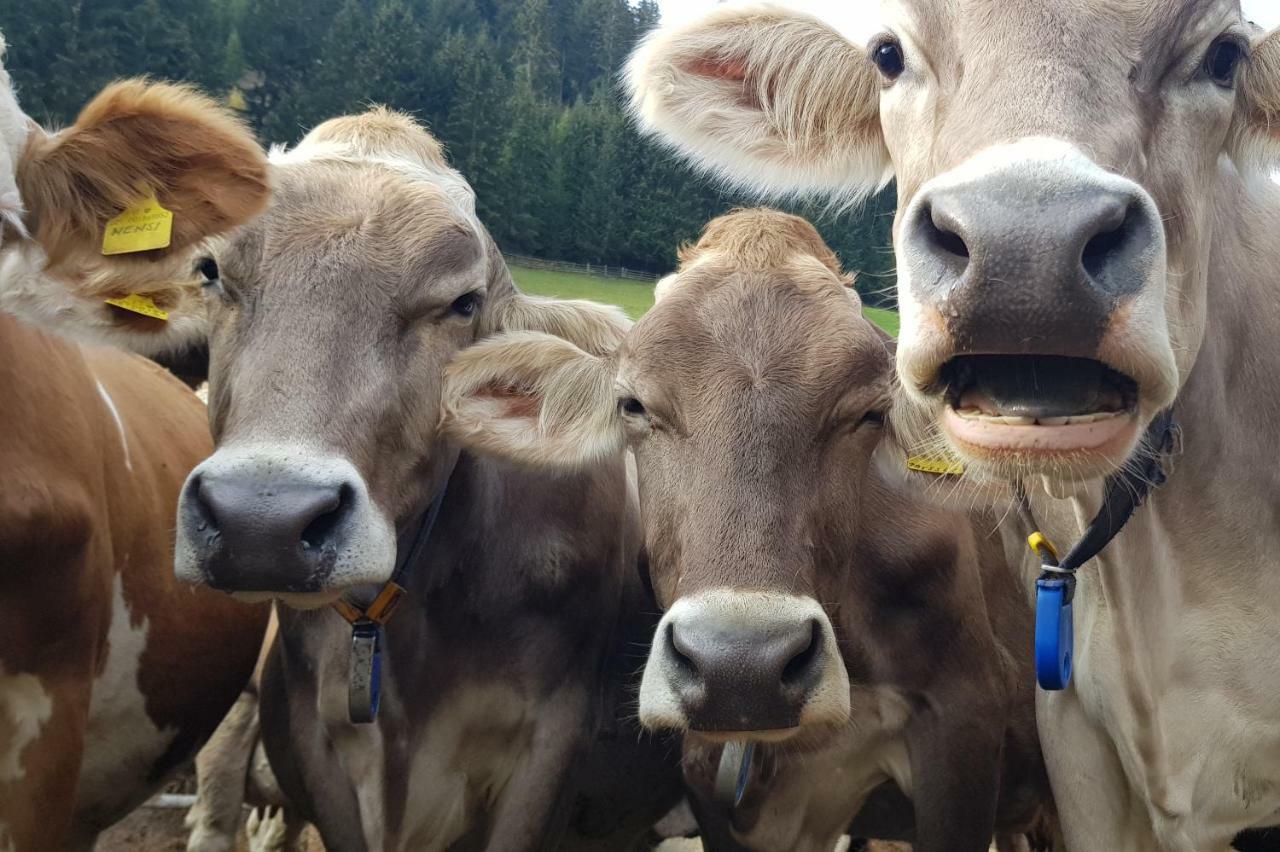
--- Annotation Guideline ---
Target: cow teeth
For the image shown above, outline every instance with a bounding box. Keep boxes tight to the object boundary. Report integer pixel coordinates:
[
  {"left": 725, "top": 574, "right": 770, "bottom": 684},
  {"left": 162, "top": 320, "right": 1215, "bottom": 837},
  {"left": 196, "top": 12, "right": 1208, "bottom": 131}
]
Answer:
[
  {"left": 1038, "top": 416, "right": 1071, "bottom": 426},
  {"left": 996, "top": 415, "right": 1036, "bottom": 425}
]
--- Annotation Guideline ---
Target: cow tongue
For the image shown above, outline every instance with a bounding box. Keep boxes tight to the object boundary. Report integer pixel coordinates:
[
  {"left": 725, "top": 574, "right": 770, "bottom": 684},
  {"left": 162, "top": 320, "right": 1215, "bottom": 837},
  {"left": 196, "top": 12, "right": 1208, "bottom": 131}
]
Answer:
[{"left": 954, "top": 357, "right": 1126, "bottom": 420}]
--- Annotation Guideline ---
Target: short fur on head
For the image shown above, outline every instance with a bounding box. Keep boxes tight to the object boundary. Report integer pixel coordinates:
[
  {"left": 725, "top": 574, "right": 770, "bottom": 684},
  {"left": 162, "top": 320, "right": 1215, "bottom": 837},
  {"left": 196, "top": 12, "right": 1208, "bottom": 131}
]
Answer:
[
  {"left": 625, "top": 3, "right": 889, "bottom": 202},
  {"left": 17, "top": 79, "right": 270, "bottom": 273}
]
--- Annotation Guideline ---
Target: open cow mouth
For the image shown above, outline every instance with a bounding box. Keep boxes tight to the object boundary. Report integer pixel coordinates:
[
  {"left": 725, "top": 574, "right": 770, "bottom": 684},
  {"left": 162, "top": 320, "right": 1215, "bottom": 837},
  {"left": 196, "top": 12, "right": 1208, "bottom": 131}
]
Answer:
[{"left": 939, "top": 355, "right": 1139, "bottom": 455}]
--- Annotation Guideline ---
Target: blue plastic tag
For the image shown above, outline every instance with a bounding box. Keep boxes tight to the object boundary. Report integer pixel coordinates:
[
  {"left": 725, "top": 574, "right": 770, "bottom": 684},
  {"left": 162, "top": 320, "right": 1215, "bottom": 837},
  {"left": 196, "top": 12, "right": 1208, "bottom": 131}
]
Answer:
[
  {"left": 1035, "top": 574, "right": 1075, "bottom": 690},
  {"left": 714, "top": 741, "right": 756, "bottom": 809}
]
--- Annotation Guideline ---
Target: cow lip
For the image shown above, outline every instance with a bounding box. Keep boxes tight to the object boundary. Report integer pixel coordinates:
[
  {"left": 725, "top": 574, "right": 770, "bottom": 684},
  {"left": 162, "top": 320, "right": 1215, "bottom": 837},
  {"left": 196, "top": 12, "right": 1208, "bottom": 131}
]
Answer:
[
  {"left": 938, "top": 354, "right": 1140, "bottom": 454},
  {"left": 688, "top": 727, "right": 800, "bottom": 745}
]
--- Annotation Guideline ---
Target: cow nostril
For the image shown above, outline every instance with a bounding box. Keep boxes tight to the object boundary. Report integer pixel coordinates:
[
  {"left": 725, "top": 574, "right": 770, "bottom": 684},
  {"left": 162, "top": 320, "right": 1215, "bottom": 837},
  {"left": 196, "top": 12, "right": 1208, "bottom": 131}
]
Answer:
[
  {"left": 922, "top": 203, "right": 971, "bottom": 261},
  {"left": 667, "top": 623, "right": 697, "bottom": 677},
  {"left": 190, "top": 474, "right": 217, "bottom": 532},
  {"left": 300, "top": 482, "right": 351, "bottom": 550},
  {"left": 1082, "top": 203, "right": 1140, "bottom": 282},
  {"left": 780, "top": 620, "right": 823, "bottom": 686}
]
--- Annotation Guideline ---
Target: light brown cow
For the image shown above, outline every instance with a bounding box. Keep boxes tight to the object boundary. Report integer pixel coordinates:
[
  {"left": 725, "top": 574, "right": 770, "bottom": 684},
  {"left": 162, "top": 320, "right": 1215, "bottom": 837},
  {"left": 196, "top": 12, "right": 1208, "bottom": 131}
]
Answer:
[
  {"left": 134, "top": 107, "right": 682, "bottom": 851},
  {"left": 440, "top": 208, "right": 1055, "bottom": 852},
  {"left": 0, "top": 54, "right": 271, "bottom": 851},
  {"left": 625, "top": 3, "right": 1280, "bottom": 849}
]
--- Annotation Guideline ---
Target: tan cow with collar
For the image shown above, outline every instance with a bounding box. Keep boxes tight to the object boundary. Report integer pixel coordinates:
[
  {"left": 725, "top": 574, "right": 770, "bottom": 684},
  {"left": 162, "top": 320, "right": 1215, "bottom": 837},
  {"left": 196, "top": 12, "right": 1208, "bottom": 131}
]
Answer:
[{"left": 626, "top": 2, "right": 1280, "bottom": 849}]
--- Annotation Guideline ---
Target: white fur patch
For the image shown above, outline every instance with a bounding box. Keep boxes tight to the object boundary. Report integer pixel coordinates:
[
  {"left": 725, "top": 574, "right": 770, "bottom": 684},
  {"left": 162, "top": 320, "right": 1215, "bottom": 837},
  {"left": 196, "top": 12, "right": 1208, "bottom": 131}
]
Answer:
[
  {"left": 0, "top": 662, "right": 53, "bottom": 783},
  {"left": 75, "top": 574, "right": 175, "bottom": 817},
  {"left": 94, "top": 380, "right": 133, "bottom": 473},
  {"left": 0, "top": 243, "right": 210, "bottom": 356}
]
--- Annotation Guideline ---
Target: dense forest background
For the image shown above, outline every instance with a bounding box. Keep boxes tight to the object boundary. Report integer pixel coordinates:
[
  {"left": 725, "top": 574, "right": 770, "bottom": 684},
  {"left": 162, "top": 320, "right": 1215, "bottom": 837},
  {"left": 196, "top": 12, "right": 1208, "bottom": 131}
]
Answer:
[{"left": 0, "top": 0, "right": 896, "bottom": 298}]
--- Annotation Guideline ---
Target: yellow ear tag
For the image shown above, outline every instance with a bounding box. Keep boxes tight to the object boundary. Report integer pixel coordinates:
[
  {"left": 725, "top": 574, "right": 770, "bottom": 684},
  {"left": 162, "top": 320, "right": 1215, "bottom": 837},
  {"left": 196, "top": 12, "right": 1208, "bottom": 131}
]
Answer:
[
  {"left": 104, "top": 293, "right": 169, "bottom": 321},
  {"left": 102, "top": 194, "right": 173, "bottom": 255},
  {"left": 906, "top": 455, "right": 965, "bottom": 476}
]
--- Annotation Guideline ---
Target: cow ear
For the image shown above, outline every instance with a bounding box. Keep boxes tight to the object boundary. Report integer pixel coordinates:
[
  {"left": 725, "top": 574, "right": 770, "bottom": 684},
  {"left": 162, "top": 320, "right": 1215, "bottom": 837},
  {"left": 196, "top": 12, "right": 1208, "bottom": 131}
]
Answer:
[
  {"left": 1230, "top": 27, "right": 1280, "bottom": 181},
  {"left": 442, "top": 332, "right": 624, "bottom": 470},
  {"left": 625, "top": 3, "right": 889, "bottom": 202},
  {"left": 483, "top": 290, "right": 631, "bottom": 356},
  {"left": 16, "top": 79, "right": 269, "bottom": 274}
]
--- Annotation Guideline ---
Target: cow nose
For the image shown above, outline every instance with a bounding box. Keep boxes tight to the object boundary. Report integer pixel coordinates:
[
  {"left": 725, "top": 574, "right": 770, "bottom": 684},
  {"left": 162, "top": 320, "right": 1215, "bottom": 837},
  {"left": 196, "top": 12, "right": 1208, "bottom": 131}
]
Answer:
[
  {"left": 182, "top": 470, "right": 356, "bottom": 592},
  {"left": 665, "top": 614, "right": 825, "bottom": 732},
  {"left": 902, "top": 164, "right": 1160, "bottom": 357}
]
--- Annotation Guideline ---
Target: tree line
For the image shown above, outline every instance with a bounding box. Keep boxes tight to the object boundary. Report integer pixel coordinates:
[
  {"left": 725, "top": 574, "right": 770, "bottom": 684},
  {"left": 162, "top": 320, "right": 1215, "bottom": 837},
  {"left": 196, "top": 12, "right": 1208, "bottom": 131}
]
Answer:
[{"left": 0, "top": 0, "right": 896, "bottom": 300}]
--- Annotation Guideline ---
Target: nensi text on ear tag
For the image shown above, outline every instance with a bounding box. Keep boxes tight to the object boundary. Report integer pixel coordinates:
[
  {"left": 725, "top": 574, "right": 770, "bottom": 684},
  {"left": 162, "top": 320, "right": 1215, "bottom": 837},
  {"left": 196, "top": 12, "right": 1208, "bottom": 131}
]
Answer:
[
  {"left": 102, "top": 194, "right": 173, "bottom": 255},
  {"left": 348, "top": 621, "right": 383, "bottom": 724},
  {"left": 907, "top": 455, "right": 965, "bottom": 476},
  {"left": 104, "top": 293, "right": 169, "bottom": 321}
]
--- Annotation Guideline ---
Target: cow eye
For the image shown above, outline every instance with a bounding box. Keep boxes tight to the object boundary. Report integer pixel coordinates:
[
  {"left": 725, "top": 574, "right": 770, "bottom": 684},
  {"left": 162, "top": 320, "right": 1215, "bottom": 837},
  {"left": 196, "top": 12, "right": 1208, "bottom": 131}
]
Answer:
[
  {"left": 196, "top": 257, "right": 220, "bottom": 284},
  {"left": 859, "top": 409, "right": 885, "bottom": 428},
  {"left": 1203, "top": 37, "right": 1246, "bottom": 88},
  {"left": 619, "top": 397, "right": 647, "bottom": 417},
  {"left": 871, "top": 37, "right": 905, "bottom": 80},
  {"left": 450, "top": 291, "right": 482, "bottom": 317}
]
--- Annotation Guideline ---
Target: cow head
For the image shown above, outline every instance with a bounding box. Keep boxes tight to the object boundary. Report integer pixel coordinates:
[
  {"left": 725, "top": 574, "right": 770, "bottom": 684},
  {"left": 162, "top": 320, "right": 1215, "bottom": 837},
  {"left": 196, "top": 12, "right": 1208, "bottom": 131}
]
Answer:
[
  {"left": 0, "top": 42, "right": 270, "bottom": 354},
  {"left": 173, "top": 108, "right": 628, "bottom": 605},
  {"left": 626, "top": 0, "right": 1280, "bottom": 483},
  {"left": 443, "top": 209, "right": 899, "bottom": 738}
]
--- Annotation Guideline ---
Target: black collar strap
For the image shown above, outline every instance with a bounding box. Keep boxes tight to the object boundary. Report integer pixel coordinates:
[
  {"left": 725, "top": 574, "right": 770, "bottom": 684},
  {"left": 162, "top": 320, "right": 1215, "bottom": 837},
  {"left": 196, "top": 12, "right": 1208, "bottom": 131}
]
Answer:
[
  {"left": 333, "top": 482, "right": 449, "bottom": 722},
  {"left": 1018, "top": 408, "right": 1177, "bottom": 690}
]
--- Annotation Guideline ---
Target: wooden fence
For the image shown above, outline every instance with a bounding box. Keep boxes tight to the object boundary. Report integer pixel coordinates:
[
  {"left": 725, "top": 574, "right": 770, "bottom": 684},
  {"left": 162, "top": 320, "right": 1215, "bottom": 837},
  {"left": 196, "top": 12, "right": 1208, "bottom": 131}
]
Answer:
[{"left": 504, "top": 253, "right": 660, "bottom": 283}]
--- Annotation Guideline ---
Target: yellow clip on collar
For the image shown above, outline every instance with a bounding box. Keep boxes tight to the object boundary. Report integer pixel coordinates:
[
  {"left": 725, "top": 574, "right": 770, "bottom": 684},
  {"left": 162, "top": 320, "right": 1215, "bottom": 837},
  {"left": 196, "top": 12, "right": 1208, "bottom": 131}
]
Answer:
[{"left": 1027, "top": 531, "right": 1060, "bottom": 564}]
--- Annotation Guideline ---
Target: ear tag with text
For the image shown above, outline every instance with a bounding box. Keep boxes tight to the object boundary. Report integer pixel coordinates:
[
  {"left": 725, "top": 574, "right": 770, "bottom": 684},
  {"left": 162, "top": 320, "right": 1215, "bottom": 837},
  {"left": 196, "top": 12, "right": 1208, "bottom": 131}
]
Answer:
[
  {"left": 104, "top": 293, "right": 169, "bottom": 321},
  {"left": 102, "top": 194, "right": 173, "bottom": 255},
  {"left": 906, "top": 454, "right": 965, "bottom": 476}
]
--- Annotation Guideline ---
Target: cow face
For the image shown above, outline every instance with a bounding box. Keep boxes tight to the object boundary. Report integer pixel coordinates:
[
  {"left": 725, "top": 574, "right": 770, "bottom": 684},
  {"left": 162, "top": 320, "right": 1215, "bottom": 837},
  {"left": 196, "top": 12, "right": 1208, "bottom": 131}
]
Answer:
[
  {"left": 175, "top": 109, "right": 628, "bottom": 604},
  {"left": 442, "top": 210, "right": 896, "bottom": 739},
  {"left": 626, "top": 1, "right": 1280, "bottom": 484}
]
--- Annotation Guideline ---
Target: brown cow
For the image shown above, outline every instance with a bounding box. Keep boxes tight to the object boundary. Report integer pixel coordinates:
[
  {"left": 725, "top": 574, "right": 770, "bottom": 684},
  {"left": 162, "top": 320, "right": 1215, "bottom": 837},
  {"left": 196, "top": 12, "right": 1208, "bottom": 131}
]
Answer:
[
  {"left": 0, "top": 51, "right": 271, "bottom": 851},
  {"left": 441, "top": 208, "right": 1054, "bottom": 852}
]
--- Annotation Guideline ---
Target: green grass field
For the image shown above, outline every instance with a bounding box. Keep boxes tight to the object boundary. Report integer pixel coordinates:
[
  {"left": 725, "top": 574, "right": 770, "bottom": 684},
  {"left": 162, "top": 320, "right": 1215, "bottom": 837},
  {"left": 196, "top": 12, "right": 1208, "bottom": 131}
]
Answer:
[{"left": 509, "top": 265, "right": 900, "bottom": 336}]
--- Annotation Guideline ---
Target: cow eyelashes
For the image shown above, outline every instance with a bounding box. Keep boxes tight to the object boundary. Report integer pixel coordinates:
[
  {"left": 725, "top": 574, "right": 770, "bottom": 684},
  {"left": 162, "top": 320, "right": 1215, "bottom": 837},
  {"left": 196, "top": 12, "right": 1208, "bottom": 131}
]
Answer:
[
  {"left": 870, "top": 36, "right": 905, "bottom": 81},
  {"left": 1203, "top": 36, "right": 1247, "bottom": 89}
]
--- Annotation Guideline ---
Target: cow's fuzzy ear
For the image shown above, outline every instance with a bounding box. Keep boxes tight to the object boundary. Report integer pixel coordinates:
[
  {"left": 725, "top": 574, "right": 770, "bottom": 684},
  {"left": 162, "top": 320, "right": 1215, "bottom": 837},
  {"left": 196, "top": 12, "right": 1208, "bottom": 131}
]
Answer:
[
  {"left": 16, "top": 79, "right": 269, "bottom": 273},
  {"left": 625, "top": 3, "right": 889, "bottom": 203},
  {"left": 1230, "top": 27, "right": 1280, "bottom": 180},
  {"left": 443, "top": 332, "right": 624, "bottom": 470},
  {"left": 484, "top": 291, "right": 631, "bottom": 356}
]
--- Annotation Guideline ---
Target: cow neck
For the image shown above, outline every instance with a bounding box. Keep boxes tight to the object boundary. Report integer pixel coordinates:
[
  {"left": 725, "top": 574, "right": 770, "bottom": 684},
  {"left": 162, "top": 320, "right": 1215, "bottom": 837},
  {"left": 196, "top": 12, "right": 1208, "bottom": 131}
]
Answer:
[
  {"left": 331, "top": 459, "right": 456, "bottom": 723},
  {"left": 1014, "top": 409, "right": 1177, "bottom": 690}
]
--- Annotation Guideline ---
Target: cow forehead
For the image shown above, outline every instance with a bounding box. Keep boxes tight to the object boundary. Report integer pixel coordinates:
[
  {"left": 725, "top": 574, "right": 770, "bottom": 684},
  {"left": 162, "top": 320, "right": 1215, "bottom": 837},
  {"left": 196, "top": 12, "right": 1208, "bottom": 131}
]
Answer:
[
  {"left": 892, "top": 0, "right": 1240, "bottom": 56},
  {"left": 623, "top": 267, "right": 888, "bottom": 411},
  {"left": 224, "top": 160, "right": 483, "bottom": 298}
]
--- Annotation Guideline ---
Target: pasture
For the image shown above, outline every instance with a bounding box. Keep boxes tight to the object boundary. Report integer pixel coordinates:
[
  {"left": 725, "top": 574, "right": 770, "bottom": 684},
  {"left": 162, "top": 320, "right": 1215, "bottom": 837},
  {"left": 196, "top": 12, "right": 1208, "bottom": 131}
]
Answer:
[{"left": 510, "top": 264, "right": 902, "bottom": 334}]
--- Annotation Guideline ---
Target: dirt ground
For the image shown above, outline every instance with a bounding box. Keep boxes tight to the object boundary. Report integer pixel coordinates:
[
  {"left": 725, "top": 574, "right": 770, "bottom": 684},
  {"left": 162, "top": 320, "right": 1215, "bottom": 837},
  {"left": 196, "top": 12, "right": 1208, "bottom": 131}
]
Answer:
[{"left": 96, "top": 801, "right": 906, "bottom": 852}]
